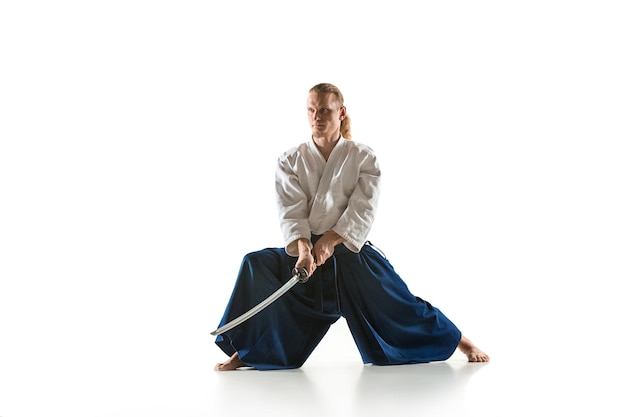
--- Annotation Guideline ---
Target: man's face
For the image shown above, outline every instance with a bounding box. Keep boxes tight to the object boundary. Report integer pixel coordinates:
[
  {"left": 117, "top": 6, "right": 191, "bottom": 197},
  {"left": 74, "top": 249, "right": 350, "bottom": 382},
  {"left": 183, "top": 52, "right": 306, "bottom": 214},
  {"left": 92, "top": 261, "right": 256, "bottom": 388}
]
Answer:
[{"left": 307, "top": 91, "right": 346, "bottom": 139}]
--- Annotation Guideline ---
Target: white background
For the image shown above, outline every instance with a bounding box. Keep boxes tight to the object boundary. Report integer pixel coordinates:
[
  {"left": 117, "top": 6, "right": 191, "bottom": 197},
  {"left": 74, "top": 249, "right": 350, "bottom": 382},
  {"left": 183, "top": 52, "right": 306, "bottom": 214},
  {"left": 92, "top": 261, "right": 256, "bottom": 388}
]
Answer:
[{"left": 1, "top": 1, "right": 625, "bottom": 416}]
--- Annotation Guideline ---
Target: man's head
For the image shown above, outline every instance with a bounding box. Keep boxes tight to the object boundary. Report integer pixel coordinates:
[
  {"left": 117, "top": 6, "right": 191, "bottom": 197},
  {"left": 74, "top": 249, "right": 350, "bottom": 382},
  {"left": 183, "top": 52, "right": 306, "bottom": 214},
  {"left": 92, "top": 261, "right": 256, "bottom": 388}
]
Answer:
[{"left": 307, "top": 83, "right": 351, "bottom": 140}]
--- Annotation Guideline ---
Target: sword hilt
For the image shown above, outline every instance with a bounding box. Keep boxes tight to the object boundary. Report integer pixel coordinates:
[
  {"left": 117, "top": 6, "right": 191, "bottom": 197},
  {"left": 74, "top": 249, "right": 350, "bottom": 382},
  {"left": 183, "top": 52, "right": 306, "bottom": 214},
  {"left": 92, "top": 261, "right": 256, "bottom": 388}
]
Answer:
[{"left": 292, "top": 267, "right": 309, "bottom": 283}]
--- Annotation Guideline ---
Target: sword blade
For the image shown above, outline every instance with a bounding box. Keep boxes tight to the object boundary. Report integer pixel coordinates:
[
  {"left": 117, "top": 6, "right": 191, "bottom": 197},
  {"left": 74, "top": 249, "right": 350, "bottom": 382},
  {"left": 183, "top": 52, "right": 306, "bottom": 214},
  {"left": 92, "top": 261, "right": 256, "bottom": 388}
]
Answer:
[{"left": 210, "top": 268, "right": 308, "bottom": 336}]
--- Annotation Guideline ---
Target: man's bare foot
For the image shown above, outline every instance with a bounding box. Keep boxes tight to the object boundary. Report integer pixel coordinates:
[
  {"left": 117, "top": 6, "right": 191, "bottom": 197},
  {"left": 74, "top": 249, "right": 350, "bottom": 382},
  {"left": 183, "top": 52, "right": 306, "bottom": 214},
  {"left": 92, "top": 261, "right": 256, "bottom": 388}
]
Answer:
[
  {"left": 458, "top": 336, "right": 490, "bottom": 362},
  {"left": 214, "top": 352, "right": 247, "bottom": 371}
]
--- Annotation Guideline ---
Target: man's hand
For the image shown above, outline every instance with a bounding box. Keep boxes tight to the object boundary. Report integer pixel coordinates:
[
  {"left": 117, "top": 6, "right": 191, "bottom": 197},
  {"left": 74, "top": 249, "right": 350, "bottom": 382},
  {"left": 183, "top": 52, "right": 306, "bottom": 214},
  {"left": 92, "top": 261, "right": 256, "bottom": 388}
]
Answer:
[
  {"left": 313, "top": 230, "right": 345, "bottom": 266},
  {"left": 295, "top": 238, "right": 316, "bottom": 276}
]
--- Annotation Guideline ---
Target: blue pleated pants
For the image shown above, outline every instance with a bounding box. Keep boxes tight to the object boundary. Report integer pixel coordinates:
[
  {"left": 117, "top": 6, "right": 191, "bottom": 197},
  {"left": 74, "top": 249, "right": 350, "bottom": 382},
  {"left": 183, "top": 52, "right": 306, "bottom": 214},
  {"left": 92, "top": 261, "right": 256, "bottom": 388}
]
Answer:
[{"left": 214, "top": 240, "right": 461, "bottom": 370}]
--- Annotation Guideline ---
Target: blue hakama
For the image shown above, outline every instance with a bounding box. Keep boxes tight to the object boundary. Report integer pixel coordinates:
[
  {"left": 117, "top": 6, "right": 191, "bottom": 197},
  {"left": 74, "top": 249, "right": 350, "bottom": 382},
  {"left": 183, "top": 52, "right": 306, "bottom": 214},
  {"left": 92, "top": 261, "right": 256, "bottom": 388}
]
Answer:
[{"left": 214, "top": 239, "right": 461, "bottom": 370}]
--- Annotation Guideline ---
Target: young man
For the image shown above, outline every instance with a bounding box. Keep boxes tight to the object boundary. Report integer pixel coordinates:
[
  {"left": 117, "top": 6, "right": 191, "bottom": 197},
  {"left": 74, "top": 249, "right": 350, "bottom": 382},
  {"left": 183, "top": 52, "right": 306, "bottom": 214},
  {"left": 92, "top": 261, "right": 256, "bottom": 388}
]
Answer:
[{"left": 214, "top": 83, "right": 489, "bottom": 371}]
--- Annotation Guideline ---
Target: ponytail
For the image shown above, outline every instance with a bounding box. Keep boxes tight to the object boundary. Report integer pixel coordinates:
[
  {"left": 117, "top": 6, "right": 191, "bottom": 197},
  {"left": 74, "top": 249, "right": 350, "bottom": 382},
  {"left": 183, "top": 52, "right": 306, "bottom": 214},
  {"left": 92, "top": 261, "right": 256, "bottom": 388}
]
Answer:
[{"left": 340, "top": 114, "right": 352, "bottom": 140}]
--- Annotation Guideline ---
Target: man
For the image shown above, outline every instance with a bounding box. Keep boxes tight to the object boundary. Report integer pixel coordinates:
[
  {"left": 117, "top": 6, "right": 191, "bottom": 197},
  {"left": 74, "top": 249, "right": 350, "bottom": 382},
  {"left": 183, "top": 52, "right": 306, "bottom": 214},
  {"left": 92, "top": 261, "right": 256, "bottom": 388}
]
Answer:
[{"left": 214, "top": 83, "right": 489, "bottom": 370}]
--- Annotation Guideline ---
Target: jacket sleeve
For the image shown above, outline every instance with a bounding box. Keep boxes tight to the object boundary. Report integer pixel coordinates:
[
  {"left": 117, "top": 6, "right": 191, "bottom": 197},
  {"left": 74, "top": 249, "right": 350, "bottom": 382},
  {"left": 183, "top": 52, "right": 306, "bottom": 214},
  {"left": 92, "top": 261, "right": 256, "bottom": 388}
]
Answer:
[
  {"left": 275, "top": 152, "right": 312, "bottom": 256},
  {"left": 332, "top": 148, "right": 381, "bottom": 252}
]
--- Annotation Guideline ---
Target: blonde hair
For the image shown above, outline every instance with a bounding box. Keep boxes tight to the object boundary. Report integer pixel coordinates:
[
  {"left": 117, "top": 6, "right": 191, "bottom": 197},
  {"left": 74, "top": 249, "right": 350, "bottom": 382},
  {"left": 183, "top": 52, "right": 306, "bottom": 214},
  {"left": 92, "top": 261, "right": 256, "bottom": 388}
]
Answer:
[{"left": 309, "top": 83, "right": 352, "bottom": 139}]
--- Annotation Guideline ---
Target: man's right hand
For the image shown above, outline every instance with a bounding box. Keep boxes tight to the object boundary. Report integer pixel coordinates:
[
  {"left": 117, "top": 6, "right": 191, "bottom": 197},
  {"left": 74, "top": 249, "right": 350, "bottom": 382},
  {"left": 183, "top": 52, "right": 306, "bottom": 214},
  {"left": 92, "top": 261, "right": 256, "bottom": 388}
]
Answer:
[{"left": 295, "top": 238, "right": 316, "bottom": 276}]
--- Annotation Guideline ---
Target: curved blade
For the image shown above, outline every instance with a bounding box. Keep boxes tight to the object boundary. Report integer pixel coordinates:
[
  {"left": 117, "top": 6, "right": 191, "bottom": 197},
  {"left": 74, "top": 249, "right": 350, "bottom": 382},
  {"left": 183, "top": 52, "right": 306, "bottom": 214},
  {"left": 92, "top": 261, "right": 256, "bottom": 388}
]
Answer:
[{"left": 210, "top": 268, "right": 308, "bottom": 336}]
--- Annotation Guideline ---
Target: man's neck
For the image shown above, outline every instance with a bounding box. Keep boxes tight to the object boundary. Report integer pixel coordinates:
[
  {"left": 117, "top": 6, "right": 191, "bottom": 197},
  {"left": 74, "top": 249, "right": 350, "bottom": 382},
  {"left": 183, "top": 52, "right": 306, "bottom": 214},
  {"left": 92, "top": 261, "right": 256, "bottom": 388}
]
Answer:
[{"left": 313, "top": 134, "right": 341, "bottom": 161}]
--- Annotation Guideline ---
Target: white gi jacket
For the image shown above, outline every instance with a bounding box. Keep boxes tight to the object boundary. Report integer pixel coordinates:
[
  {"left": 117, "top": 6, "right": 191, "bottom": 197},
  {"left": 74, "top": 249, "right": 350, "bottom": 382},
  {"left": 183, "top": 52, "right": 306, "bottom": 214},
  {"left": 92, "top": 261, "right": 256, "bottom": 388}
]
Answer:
[{"left": 276, "top": 137, "right": 381, "bottom": 256}]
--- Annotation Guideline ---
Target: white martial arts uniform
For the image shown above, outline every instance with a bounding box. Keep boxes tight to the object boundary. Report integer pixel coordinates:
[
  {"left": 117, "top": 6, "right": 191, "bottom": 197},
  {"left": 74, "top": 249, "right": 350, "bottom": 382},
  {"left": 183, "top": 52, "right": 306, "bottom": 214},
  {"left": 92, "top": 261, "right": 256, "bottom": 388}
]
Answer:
[{"left": 275, "top": 137, "right": 381, "bottom": 256}]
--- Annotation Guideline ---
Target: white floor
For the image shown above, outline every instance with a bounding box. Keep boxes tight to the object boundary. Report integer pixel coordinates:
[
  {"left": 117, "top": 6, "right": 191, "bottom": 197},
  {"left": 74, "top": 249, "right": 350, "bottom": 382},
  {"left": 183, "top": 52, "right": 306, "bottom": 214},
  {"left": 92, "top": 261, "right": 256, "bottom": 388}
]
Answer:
[
  {"left": 207, "top": 320, "right": 623, "bottom": 417},
  {"left": 1, "top": 315, "right": 622, "bottom": 417}
]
